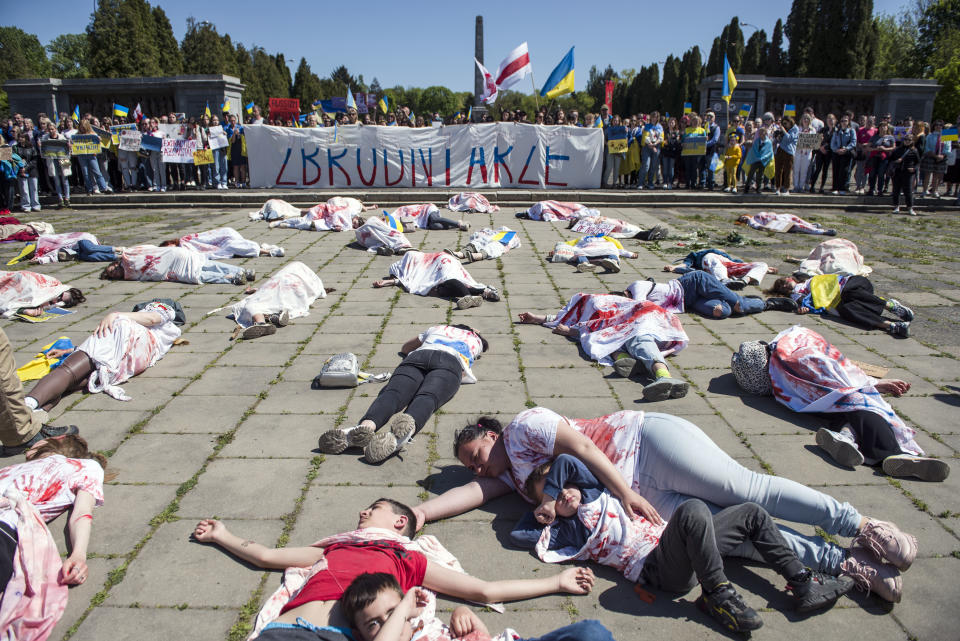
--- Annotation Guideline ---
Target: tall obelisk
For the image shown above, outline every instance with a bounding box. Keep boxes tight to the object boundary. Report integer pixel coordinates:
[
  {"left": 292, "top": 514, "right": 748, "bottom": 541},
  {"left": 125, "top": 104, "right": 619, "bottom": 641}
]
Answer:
[{"left": 473, "top": 15, "right": 486, "bottom": 122}]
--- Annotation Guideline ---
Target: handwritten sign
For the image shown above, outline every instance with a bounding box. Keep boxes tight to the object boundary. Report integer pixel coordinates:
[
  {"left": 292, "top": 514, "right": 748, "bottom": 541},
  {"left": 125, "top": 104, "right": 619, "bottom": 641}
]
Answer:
[
  {"left": 92, "top": 125, "right": 112, "bottom": 145},
  {"left": 681, "top": 134, "right": 707, "bottom": 156},
  {"left": 571, "top": 220, "right": 616, "bottom": 236},
  {"left": 71, "top": 134, "right": 101, "bottom": 155},
  {"left": 269, "top": 97, "right": 300, "bottom": 120},
  {"left": 40, "top": 139, "right": 70, "bottom": 159},
  {"left": 208, "top": 125, "right": 229, "bottom": 150},
  {"left": 118, "top": 130, "right": 142, "bottom": 152},
  {"left": 158, "top": 124, "right": 187, "bottom": 140},
  {"left": 797, "top": 132, "right": 822, "bottom": 151},
  {"left": 607, "top": 139, "right": 628, "bottom": 154},
  {"left": 193, "top": 149, "right": 214, "bottom": 165},
  {"left": 162, "top": 138, "right": 198, "bottom": 163}
]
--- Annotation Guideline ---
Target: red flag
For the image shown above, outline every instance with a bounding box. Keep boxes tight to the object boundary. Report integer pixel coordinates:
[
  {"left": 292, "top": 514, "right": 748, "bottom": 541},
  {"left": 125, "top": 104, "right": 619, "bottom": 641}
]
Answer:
[
  {"left": 475, "top": 58, "right": 499, "bottom": 104},
  {"left": 604, "top": 81, "right": 614, "bottom": 111},
  {"left": 495, "top": 42, "right": 532, "bottom": 90},
  {"left": 133, "top": 103, "right": 143, "bottom": 123}
]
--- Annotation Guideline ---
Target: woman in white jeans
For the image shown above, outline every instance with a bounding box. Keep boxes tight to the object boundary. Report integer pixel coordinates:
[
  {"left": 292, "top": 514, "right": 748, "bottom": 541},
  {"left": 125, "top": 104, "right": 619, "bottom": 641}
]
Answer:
[
  {"left": 793, "top": 113, "right": 816, "bottom": 193},
  {"left": 145, "top": 118, "right": 166, "bottom": 192},
  {"left": 39, "top": 122, "right": 70, "bottom": 207},
  {"left": 416, "top": 407, "right": 914, "bottom": 602}
]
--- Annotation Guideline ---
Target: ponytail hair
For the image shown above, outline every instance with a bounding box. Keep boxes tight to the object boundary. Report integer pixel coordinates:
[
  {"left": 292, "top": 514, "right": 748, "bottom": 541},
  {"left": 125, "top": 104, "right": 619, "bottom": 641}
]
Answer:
[{"left": 453, "top": 416, "right": 501, "bottom": 457}]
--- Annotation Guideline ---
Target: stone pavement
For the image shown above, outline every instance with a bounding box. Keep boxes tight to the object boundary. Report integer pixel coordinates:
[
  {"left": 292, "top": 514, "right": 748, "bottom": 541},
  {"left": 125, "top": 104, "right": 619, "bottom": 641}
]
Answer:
[{"left": 2, "top": 200, "right": 958, "bottom": 641}]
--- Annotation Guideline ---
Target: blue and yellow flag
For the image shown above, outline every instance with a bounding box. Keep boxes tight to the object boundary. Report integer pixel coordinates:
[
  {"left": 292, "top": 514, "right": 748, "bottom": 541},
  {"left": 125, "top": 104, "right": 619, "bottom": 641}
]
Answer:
[
  {"left": 71, "top": 105, "right": 80, "bottom": 122},
  {"left": 491, "top": 230, "right": 517, "bottom": 246},
  {"left": 245, "top": 101, "right": 255, "bottom": 115},
  {"left": 783, "top": 104, "right": 796, "bottom": 117},
  {"left": 384, "top": 211, "right": 403, "bottom": 231},
  {"left": 408, "top": 109, "right": 415, "bottom": 123},
  {"left": 333, "top": 121, "right": 339, "bottom": 142},
  {"left": 683, "top": 102, "right": 692, "bottom": 114},
  {"left": 346, "top": 87, "right": 357, "bottom": 111},
  {"left": 221, "top": 99, "right": 231, "bottom": 113},
  {"left": 722, "top": 55, "right": 737, "bottom": 104},
  {"left": 113, "top": 103, "right": 129, "bottom": 118},
  {"left": 467, "top": 106, "right": 473, "bottom": 121},
  {"left": 378, "top": 94, "right": 389, "bottom": 114},
  {"left": 942, "top": 127, "right": 959, "bottom": 142},
  {"left": 204, "top": 102, "right": 211, "bottom": 118},
  {"left": 540, "top": 46, "right": 575, "bottom": 99},
  {"left": 739, "top": 104, "right": 752, "bottom": 118},
  {"left": 595, "top": 115, "right": 603, "bottom": 128}
]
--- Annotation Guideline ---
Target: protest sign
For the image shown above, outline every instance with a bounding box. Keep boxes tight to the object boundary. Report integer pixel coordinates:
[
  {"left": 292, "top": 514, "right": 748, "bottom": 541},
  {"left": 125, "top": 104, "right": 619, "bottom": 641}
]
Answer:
[
  {"left": 607, "top": 139, "right": 628, "bottom": 153},
  {"left": 119, "top": 131, "right": 142, "bottom": 152},
  {"left": 193, "top": 149, "right": 214, "bottom": 165},
  {"left": 893, "top": 126, "right": 910, "bottom": 142},
  {"left": 40, "top": 139, "right": 70, "bottom": 159},
  {"left": 245, "top": 122, "right": 603, "bottom": 189},
  {"left": 140, "top": 134, "right": 163, "bottom": 153},
  {"left": 681, "top": 134, "right": 707, "bottom": 156},
  {"left": 208, "top": 125, "right": 229, "bottom": 150},
  {"left": 71, "top": 134, "right": 101, "bottom": 155},
  {"left": 269, "top": 97, "right": 300, "bottom": 121},
  {"left": 0, "top": 147, "right": 12, "bottom": 162},
  {"left": 332, "top": 97, "right": 347, "bottom": 112},
  {"left": 92, "top": 125, "right": 112, "bottom": 145},
  {"left": 162, "top": 138, "right": 197, "bottom": 163},
  {"left": 355, "top": 92, "right": 368, "bottom": 113},
  {"left": 570, "top": 219, "right": 616, "bottom": 236},
  {"left": 797, "top": 132, "right": 822, "bottom": 151},
  {"left": 110, "top": 123, "right": 137, "bottom": 145},
  {"left": 158, "top": 124, "right": 187, "bottom": 140}
]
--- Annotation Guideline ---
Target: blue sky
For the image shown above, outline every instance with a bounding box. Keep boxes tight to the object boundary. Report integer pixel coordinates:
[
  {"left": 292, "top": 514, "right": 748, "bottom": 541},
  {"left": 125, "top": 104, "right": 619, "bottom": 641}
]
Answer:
[{"left": 9, "top": 0, "right": 911, "bottom": 93}]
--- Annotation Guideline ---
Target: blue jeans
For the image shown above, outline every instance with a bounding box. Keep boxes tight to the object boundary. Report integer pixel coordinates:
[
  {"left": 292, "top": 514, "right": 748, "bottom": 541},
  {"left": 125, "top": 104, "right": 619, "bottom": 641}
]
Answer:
[
  {"left": 199, "top": 260, "right": 244, "bottom": 284},
  {"left": 661, "top": 155, "right": 676, "bottom": 187},
  {"left": 634, "top": 413, "right": 859, "bottom": 574},
  {"left": 77, "top": 156, "right": 107, "bottom": 193},
  {"left": 520, "top": 620, "right": 614, "bottom": 641},
  {"left": 679, "top": 271, "right": 764, "bottom": 318},
  {"left": 683, "top": 156, "right": 700, "bottom": 187},
  {"left": 574, "top": 253, "right": 616, "bottom": 265},
  {"left": 700, "top": 150, "right": 715, "bottom": 188},
  {"left": 623, "top": 334, "right": 665, "bottom": 376},
  {"left": 641, "top": 146, "right": 660, "bottom": 187},
  {"left": 76, "top": 240, "right": 116, "bottom": 262},
  {"left": 213, "top": 149, "right": 228, "bottom": 186}
]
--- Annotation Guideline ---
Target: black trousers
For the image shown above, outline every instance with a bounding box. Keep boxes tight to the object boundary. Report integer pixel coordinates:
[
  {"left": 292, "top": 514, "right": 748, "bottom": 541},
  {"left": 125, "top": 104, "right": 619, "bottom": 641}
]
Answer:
[
  {"left": 824, "top": 410, "right": 903, "bottom": 461},
  {"left": 0, "top": 522, "right": 17, "bottom": 592},
  {"left": 832, "top": 154, "right": 853, "bottom": 191},
  {"left": 426, "top": 211, "right": 460, "bottom": 230},
  {"left": 892, "top": 172, "right": 914, "bottom": 208},
  {"left": 640, "top": 500, "right": 804, "bottom": 593},
  {"left": 837, "top": 275, "right": 886, "bottom": 329},
  {"left": 432, "top": 279, "right": 484, "bottom": 300},
  {"left": 811, "top": 150, "right": 832, "bottom": 189},
  {"left": 361, "top": 349, "right": 463, "bottom": 430}
]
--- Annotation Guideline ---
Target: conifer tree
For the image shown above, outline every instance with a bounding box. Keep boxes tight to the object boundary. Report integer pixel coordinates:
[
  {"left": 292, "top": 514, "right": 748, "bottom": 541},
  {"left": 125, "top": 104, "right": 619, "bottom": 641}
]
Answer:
[
  {"left": 152, "top": 6, "right": 182, "bottom": 75},
  {"left": 87, "top": 0, "right": 161, "bottom": 77},
  {"left": 786, "top": 0, "right": 817, "bottom": 75}
]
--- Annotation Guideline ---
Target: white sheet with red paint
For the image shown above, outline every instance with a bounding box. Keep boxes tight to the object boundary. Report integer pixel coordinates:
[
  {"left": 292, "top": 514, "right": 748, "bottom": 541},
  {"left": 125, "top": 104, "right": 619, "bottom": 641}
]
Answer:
[
  {"left": 33, "top": 232, "right": 98, "bottom": 264},
  {"left": 388, "top": 251, "right": 485, "bottom": 296},
  {"left": 120, "top": 245, "right": 208, "bottom": 283},
  {"left": 355, "top": 217, "right": 412, "bottom": 253},
  {"left": 304, "top": 196, "right": 365, "bottom": 231},
  {"left": 526, "top": 201, "right": 598, "bottom": 222},
  {"left": 179, "top": 227, "right": 260, "bottom": 259},
  {"left": 0, "top": 455, "right": 104, "bottom": 527},
  {"left": 570, "top": 215, "right": 642, "bottom": 238},
  {"left": 230, "top": 261, "right": 325, "bottom": 328},
  {"left": 769, "top": 325, "right": 921, "bottom": 455},
  {"left": 0, "top": 270, "right": 71, "bottom": 317},
  {"left": 798, "top": 239, "right": 872, "bottom": 277},
  {"left": 465, "top": 227, "right": 520, "bottom": 259},
  {"left": 447, "top": 192, "right": 500, "bottom": 213},
  {"left": 701, "top": 252, "right": 768, "bottom": 284},
  {"left": 743, "top": 212, "right": 829, "bottom": 234},
  {"left": 391, "top": 203, "right": 438, "bottom": 229},
  {"left": 545, "top": 294, "right": 688, "bottom": 364},
  {"left": 251, "top": 199, "right": 302, "bottom": 221},
  {"left": 536, "top": 490, "right": 665, "bottom": 582},
  {"left": 625, "top": 279, "right": 686, "bottom": 313}
]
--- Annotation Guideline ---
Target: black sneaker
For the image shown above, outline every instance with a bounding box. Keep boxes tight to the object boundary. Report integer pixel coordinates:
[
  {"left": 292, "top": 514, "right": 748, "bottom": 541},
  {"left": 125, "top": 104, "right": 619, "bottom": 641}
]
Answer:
[
  {"left": 888, "top": 321, "right": 910, "bottom": 338},
  {"left": 788, "top": 570, "right": 854, "bottom": 613},
  {"left": 764, "top": 297, "right": 798, "bottom": 312},
  {"left": 725, "top": 278, "right": 747, "bottom": 291},
  {"left": 2, "top": 424, "right": 80, "bottom": 456},
  {"left": 698, "top": 583, "right": 763, "bottom": 632}
]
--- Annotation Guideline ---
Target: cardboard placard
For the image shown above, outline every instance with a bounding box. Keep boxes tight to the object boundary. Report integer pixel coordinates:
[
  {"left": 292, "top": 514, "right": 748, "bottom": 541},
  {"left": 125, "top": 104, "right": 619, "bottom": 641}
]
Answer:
[
  {"left": 92, "top": 125, "right": 112, "bottom": 145},
  {"left": 140, "top": 134, "right": 163, "bottom": 153},
  {"left": 119, "top": 130, "right": 142, "bottom": 152},
  {"left": 797, "top": 132, "right": 822, "bottom": 151},
  {"left": 193, "top": 149, "right": 214, "bottom": 165},
  {"left": 110, "top": 123, "right": 137, "bottom": 145},
  {"left": 681, "top": 134, "right": 707, "bottom": 156},
  {"left": 893, "top": 126, "right": 910, "bottom": 142},
  {"left": 607, "top": 139, "right": 628, "bottom": 153},
  {"left": 268, "top": 97, "right": 300, "bottom": 120},
  {"left": 0, "top": 146, "right": 12, "bottom": 162},
  {"left": 763, "top": 218, "right": 795, "bottom": 233},
  {"left": 71, "top": 134, "right": 101, "bottom": 155},
  {"left": 40, "top": 139, "right": 70, "bottom": 159},
  {"left": 208, "top": 125, "right": 229, "bottom": 150},
  {"left": 161, "top": 138, "right": 198, "bottom": 163},
  {"left": 158, "top": 124, "right": 187, "bottom": 140}
]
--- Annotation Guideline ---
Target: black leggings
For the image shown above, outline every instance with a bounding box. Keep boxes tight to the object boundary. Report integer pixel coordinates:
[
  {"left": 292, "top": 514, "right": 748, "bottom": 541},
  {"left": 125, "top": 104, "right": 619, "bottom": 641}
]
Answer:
[
  {"left": 361, "top": 349, "right": 463, "bottom": 431},
  {"left": 431, "top": 279, "right": 484, "bottom": 300},
  {"left": 811, "top": 150, "right": 832, "bottom": 189},
  {"left": 891, "top": 172, "right": 914, "bottom": 208},
  {"left": 26, "top": 350, "right": 96, "bottom": 412},
  {"left": 0, "top": 522, "right": 17, "bottom": 592},
  {"left": 837, "top": 275, "right": 886, "bottom": 329},
  {"left": 640, "top": 500, "right": 804, "bottom": 593},
  {"left": 426, "top": 211, "right": 460, "bottom": 230},
  {"left": 824, "top": 410, "right": 902, "bottom": 461}
]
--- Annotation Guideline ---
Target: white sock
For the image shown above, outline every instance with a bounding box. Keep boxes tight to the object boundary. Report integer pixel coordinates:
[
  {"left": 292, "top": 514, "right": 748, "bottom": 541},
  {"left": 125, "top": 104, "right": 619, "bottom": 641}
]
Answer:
[{"left": 24, "top": 396, "right": 38, "bottom": 410}]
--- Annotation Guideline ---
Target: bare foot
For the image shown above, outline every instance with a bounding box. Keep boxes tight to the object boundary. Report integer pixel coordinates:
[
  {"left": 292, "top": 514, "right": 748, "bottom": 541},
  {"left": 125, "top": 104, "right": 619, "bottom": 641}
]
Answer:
[
  {"left": 768, "top": 266, "right": 779, "bottom": 274},
  {"left": 518, "top": 312, "right": 546, "bottom": 324},
  {"left": 243, "top": 287, "right": 257, "bottom": 295},
  {"left": 551, "top": 323, "right": 573, "bottom": 336},
  {"left": 875, "top": 379, "right": 910, "bottom": 396},
  {"left": 663, "top": 265, "right": 677, "bottom": 272}
]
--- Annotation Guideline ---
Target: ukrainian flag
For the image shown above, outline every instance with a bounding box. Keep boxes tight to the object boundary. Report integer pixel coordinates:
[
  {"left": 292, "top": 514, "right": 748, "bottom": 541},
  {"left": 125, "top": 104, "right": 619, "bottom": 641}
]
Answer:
[
  {"left": 683, "top": 102, "right": 692, "bottom": 114},
  {"left": 378, "top": 94, "right": 389, "bottom": 114},
  {"left": 540, "top": 47, "right": 575, "bottom": 99},
  {"left": 221, "top": 99, "right": 231, "bottom": 113},
  {"left": 942, "top": 127, "right": 958, "bottom": 142},
  {"left": 722, "top": 55, "right": 737, "bottom": 104},
  {"left": 739, "top": 105, "right": 752, "bottom": 118},
  {"left": 346, "top": 87, "right": 357, "bottom": 111},
  {"left": 467, "top": 106, "right": 472, "bottom": 121},
  {"left": 204, "top": 102, "right": 211, "bottom": 118},
  {"left": 384, "top": 211, "right": 403, "bottom": 231},
  {"left": 784, "top": 104, "right": 796, "bottom": 117},
  {"left": 72, "top": 105, "right": 80, "bottom": 122},
  {"left": 245, "top": 101, "right": 255, "bottom": 114},
  {"left": 594, "top": 116, "right": 603, "bottom": 128},
  {"left": 492, "top": 230, "right": 517, "bottom": 245},
  {"left": 113, "top": 103, "right": 129, "bottom": 118}
]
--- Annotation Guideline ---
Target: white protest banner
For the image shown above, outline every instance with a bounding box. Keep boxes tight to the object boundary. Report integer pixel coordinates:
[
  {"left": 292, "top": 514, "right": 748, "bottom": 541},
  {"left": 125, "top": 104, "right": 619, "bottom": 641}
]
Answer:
[
  {"left": 162, "top": 138, "right": 198, "bottom": 163},
  {"left": 158, "top": 124, "right": 187, "bottom": 140},
  {"left": 119, "top": 130, "right": 141, "bottom": 152},
  {"left": 208, "top": 125, "right": 229, "bottom": 150},
  {"left": 244, "top": 123, "right": 603, "bottom": 189},
  {"left": 797, "top": 132, "right": 822, "bottom": 152}
]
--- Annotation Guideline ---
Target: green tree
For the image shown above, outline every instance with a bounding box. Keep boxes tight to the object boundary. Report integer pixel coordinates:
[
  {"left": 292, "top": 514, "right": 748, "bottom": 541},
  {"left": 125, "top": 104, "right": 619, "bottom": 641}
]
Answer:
[
  {"left": 152, "top": 7, "right": 182, "bottom": 75},
  {"left": 275, "top": 53, "right": 292, "bottom": 95},
  {"left": 233, "top": 44, "right": 260, "bottom": 107},
  {"left": 46, "top": 34, "right": 88, "bottom": 79},
  {"left": 586, "top": 65, "right": 617, "bottom": 109},
  {"left": 87, "top": 0, "right": 161, "bottom": 77},
  {"left": 917, "top": 0, "right": 960, "bottom": 74},
  {"left": 252, "top": 48, "right": 288, "bottom": 100},
  {"left": 181, "top": 18, "right": 235, "bottom": 75},
  {"left": 932, "top": 57, "right": 960, "bottom": 121},
  {"left": 742, "top": 30, "right": 768, "bottom": 74},
  {"left": 725, "top": 18, "right": 745, "bottom": 71},
  {"left": 766, "top": 19, "right": 787, "bottom": 76},
  {"left": 869, "top": 11, "right": 921, "bottom": 78},
  {"left": 706, "top": 37, "right": 723, "bottom": 76},
  {"left": 679, "top": 46, "right": 703, "bottom": 107},
  {"left": 660, "top": 55, "right": 683, "bottom": 115},
  {"left": 0, "top": 26, "right": 50, "bottom": 115},
  {"left": 291, "top": 57, "right": 322, "bottom": 107},
  {"left": 808, "top": 0, "right": 875, "bottom": 78},
  {"left": 786, "top": 0, "right": 817, "bottom": 75},
  {"left": 418, "top": 86, "right": 462, "bottom": 116}
]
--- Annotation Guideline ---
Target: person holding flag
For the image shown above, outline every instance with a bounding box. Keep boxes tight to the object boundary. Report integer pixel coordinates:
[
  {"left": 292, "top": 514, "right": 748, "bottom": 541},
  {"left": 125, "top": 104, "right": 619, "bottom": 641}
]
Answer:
[
  {"left": 378, "top": 94, "right": 389, "bottom": 115},
  {"left": 204, "top": 102, "right": 212, "bottom": 118},
  {"left": 112, "top": 104, "right": 129, "bottom": 121}
]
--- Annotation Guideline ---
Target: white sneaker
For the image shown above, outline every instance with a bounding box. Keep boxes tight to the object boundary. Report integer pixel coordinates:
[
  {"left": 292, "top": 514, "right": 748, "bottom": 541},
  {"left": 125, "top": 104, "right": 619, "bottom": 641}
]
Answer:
[
  {"left": 831, "top": 191, "right": 840, "bottom": 195},
  {"left": 882, "top": 454, "right": 950, "bottom": 481},
  {"left": 892, "top": 207, "right": 900, "bottom": 214},
  {"left": 731, "top": 187, "right": 737, "bottom": 193},
  {"left": 816, "top": 428, "right": 864, "bottom": 467},
  {"left": 93, "top": 189, "right": 101, "bottom": 194},
  {"left": 270, "top": 247, "right": 285, "bottom": 257},
  {"left": 776, "top": 190, "right": 781, "bottom": 196},
  {"left": 723, "top": 187, "right": 731, "bottom": 192},
  {"left": 908, "top": 208, "right": 917, "bottom": 216}
]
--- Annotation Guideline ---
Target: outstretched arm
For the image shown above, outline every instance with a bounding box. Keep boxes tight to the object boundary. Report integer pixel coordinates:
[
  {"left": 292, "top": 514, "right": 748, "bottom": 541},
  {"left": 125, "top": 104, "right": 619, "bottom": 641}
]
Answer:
[
  {"left": 192, "top": 519, "right": 325, "bottom": 569},
  {"left": 423, "top": 560, "right": 594, "bottom": 603},
  {"left": 414, "top": 477, "right": 511, "bottom": 531},
  {"left": 94, "top": 310, "right": 164, "bottom": 337},
  {"left": 61, "top": 490, "right": 96, "bottom": 585}
]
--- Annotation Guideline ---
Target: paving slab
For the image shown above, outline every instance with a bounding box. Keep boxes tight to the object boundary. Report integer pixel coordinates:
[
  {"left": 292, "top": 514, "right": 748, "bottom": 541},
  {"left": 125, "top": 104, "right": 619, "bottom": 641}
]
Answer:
[{"left": 177, "top": 458, "right": 311, "bottom": 519}]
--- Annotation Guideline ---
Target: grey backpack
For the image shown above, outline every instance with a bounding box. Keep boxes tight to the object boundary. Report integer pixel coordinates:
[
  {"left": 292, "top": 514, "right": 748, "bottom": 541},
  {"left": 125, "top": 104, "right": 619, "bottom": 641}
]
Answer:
[{"left": 312, "top": 353, "right": 390, "bottom": 389}]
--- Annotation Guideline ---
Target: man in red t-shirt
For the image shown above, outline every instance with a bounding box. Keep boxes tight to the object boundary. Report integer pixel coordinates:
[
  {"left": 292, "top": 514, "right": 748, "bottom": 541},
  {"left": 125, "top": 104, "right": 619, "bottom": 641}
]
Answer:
[{"left": 194, "top": 498, "right": 595, "bottom": 640}]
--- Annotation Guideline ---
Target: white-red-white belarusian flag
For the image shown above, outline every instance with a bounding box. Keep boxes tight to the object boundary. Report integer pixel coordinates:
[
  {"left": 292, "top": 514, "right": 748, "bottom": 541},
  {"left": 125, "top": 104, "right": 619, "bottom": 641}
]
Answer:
[
  {"left": 495, "top": 42, "right": 532, "bottom": 90},
  {"left": 133, "top": 103, "right": 143, "bottom": 122},
  {"left": 474, "top": 58, "right": 499, "bottom": 104}
]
